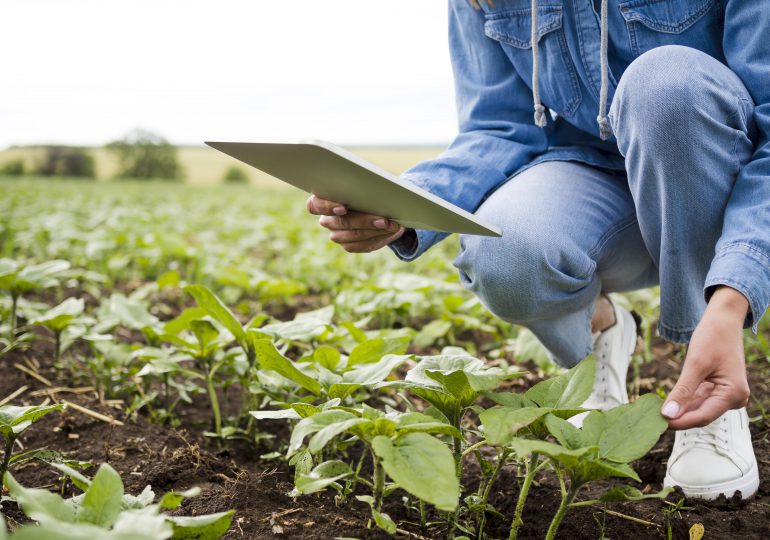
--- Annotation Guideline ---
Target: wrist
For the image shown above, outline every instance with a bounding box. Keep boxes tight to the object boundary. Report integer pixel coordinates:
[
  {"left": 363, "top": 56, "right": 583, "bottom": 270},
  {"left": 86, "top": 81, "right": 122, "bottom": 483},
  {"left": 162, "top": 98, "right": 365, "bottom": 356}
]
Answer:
[{"left": 706, "top": 286, "right": 749, "bottom": 322}]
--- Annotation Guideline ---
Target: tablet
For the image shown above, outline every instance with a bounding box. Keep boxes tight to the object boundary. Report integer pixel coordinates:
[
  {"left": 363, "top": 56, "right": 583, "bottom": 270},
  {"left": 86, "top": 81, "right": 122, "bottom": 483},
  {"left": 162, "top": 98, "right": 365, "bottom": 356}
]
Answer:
[{"left": 205, "top": 139, "right": 502, "bottom": 237}]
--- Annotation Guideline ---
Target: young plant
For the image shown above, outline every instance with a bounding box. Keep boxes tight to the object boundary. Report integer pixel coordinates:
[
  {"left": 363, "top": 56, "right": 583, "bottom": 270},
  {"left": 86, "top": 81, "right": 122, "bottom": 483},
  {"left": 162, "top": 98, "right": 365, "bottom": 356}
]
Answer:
[
  {"left": 254, "top": 402, "right": 461, "bottom": 534},
  {"left": 3, "top": 462, "right": 234, "bottom": 539},
  {"left": 29, "top": 297, "right": 85, "bottom": 366},
  {"left": 378, "top": 348, "right": 523, "bottom": 474},
  {"left": 480, "top": 356, "right": 597, "bottom": 538},
  {"left": 0, "top": 403, "right": 63, "bottom": 483},
  {"left": 512, "top": 394, "right": 670, "bottom": 539},
  {"left": 0, "top": 259, "right": 70, "bottom": 339}
]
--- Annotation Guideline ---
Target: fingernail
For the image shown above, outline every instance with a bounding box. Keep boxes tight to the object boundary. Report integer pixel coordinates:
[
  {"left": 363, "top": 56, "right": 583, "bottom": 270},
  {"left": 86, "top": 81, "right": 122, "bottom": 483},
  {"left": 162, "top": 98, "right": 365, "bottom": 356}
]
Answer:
[
  {"left": 373, "top": 219, "right": 387, "bottom": 229},
  {"left": 333, "top": 206, "right": 346, "bottom": 216},
  {"left": 661, "top": 401, "right": 680, "bottom": 419}
]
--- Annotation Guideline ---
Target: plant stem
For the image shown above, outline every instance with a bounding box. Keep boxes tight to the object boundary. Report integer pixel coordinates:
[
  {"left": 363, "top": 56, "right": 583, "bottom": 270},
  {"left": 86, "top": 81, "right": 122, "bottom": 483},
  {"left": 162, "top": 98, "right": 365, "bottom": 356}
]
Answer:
[
  {"left": 545, "top": 483, "right": 580, "bottom": 540},
  {"left": 9, "top": 293, "right": 18, "bottom": 338},
  {"left": 477, "top": 448, "right": 508, "bottom": 539},
  {"left": 205, "top": 368, "right": 222, "bottom": 436},
  {"left": 508, "top": 453, "right": 539, "bottom": 540},
  {"left": 1, "top": 436, "right": 14, "bottom": 484},
  {"left": 54, "top": 331, "right": 62, "bottom": 368},
  {"left": 461, "top": 439, "right": 488, "bottom": 457},
  {"left": 372, "top": 452, "right": 385, "bottom": 512}
]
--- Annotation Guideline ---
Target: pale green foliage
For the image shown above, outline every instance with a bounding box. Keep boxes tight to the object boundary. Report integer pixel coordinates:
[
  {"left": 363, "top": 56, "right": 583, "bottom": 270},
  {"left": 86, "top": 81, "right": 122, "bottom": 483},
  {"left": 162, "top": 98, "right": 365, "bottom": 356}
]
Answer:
[{"left": 3, "top": 463, "right": 234, "bottom": 539}]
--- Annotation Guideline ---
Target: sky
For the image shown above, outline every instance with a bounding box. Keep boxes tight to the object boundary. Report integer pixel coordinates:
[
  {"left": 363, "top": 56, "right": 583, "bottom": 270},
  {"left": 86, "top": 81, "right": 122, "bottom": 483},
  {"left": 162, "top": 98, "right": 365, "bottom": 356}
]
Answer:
[{"left": 1, "top": 0, "right": 456, "bottom": 149}]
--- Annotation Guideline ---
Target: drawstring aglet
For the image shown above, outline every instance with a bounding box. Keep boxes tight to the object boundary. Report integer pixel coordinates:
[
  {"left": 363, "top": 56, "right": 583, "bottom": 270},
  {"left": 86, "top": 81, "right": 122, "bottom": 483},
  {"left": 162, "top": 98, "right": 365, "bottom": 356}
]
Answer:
[
  {"left": 534, "top": 104, "right": 548, "bottom": 128},
  {"left": 597, "top": 114, "right": 612, "bottom": 140}
]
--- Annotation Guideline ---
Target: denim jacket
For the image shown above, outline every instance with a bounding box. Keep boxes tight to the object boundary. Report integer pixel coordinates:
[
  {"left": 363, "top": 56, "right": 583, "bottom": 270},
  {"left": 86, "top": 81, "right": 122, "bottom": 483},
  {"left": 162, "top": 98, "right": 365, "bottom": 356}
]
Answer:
[{"left": 391, "top": 0, "right": 770, "bottom": 326}]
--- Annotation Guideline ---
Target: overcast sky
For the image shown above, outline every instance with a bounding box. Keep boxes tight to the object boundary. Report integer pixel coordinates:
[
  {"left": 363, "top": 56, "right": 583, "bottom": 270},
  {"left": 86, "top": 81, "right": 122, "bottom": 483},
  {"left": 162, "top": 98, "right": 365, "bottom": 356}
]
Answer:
[{"left": 1, "top": 0, "right": 456, "bottom": 148}]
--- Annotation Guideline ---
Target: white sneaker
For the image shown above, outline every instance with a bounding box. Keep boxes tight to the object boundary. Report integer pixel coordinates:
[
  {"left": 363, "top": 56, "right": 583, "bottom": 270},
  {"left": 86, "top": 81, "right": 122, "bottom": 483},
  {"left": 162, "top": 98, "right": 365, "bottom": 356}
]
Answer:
[
  {"left": 664, "top": 408, "right": 759, "bottom": 500},
  {"left": 569, "top": 301, "right": 637, "bottom": 427}
]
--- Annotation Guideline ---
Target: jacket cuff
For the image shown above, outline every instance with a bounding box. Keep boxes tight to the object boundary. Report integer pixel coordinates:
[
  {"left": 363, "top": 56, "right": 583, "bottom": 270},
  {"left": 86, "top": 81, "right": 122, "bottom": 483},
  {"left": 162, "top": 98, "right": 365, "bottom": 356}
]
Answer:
[
  {"left": 704, "top": 242, "right": 770, "bottom": 332},
  {"left": 388, "top": 228, "right": 448, "bottom": 262}
]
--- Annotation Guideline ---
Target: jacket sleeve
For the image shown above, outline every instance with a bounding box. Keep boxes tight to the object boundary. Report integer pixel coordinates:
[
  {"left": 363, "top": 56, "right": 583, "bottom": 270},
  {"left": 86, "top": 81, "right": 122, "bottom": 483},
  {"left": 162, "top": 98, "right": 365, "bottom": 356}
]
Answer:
[
  {"left": 703, "top": 0, "right": 770, "bottom": 330},
  {"left": 390, "top": 0, "right": 548, "bottom": 261}
]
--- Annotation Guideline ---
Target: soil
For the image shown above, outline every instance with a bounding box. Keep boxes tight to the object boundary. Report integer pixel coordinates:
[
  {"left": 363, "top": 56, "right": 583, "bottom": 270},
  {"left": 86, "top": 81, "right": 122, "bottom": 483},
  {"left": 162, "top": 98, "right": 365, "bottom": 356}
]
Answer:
[{"left": 2, "top": 319, "right": 769, "bottom": 540}]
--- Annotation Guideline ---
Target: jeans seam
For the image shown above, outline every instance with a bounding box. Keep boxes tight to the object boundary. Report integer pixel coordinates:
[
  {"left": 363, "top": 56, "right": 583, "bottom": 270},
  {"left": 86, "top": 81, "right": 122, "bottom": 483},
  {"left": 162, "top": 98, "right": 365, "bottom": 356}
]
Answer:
[
  {"left": 586, "top": 214, "right": 639, "bottom": 262},
  {"left": 715, "top": 241, "right": 770, "bottom": 267}
]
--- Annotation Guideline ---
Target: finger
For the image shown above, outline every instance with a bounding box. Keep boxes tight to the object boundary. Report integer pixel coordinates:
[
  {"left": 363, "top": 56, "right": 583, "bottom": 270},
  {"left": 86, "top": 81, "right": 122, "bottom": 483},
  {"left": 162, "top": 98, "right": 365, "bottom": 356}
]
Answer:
[
  {"left": 340, "top": 228, "right": 405, "bottom": 253},
  {"left": 676, "top": 381, "right": 716, "bottom": 415},
  {"left": 661, "top": 356, "right": 709, "bottom": 420},
  {"left": 330, "top": 228, "right": 398, "bottom": 245},
  {"left": 306, "top": 194, "right": 347, "bottom": 216},
  {"left": 319, "top": 213, "right": 399, "bottom": 232},
  {"left": 667, "top": 394, "right": 735, "bottom": 430}
]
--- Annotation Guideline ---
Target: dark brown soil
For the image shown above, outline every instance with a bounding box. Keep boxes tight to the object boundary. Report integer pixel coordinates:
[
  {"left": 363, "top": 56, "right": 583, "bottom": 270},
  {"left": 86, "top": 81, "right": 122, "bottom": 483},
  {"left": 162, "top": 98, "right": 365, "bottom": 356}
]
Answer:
[{"left": 2, "top": 329, "right": 769, "bottom": 540}]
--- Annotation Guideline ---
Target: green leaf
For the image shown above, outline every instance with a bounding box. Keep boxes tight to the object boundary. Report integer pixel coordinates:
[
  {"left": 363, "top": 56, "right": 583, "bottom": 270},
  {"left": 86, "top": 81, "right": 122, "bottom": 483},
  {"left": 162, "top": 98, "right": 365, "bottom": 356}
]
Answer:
[
  {"left": 505, "top": 438, "right": 593, "bottom": 469},
  {"left": 308, "top": 418, "right": 368, "bottom": 454},
  {"left": 543, "top": 414, "right": 585, "bottom": 450},
  {"left": 288, "top": 410, "right": 359, "bottom": 456},
  {"left": 598, "top": 485, "right": 673, "bottom": 502},
  {"left": 159, "top": 487, "right": 202, "bottom": 510},
  {"left": 372, "top": 509, "right": 397, "bottom": 534},
  {"left": 163, "top": 307, "right": 209, "bottom": 335},
  {"left": 252, "top": 339, "right": 321, "bottom": 395},
  {"left": 30, "top": 298, "right": 84, "bottom": 332},
  {"left": 479, "top": 406, "right": 552, "bottom": 446},
  {"left": 295, "top": 460, "right": 354, "bottom": 494},
  {"left": 413, "top": 319, "right": 452, "bottom": 348},
  {"left": 341, "top": 321, "right": 367, "bottom": 343},
  {"left": 189, "top": 320, "right": 221, "bottom": 353},
  {"left": 0, "top": 404, "right": 63, "bottom": 438},
  {"left": 577, "top": 459, "right": 641, "bottom": 482},
  {"left": 372, "top": 433, "right": 459, "bottom": 512},
  {"left": 107, "top": 293, "right": 158, "bottom": 331},
  {"left": 184, "top": 285, "right": 245, "bottom": 343},
  {"left": 3, "top": 471, "right": 75, "bottom": 524},
  {"left": 597, "top": 393, "right": 668, "bottom": 463},
  {"left": 525, "top": 356, "right": 595, "bottom": 409},
  {"left": 250, "top": 409, "right": 301, "bottom": 421},
  {"left": 49, "top": 462, "right": 92, "bottom": 491},
  {"left": 168, "top": 510, "right": 235, "bottom": 539},
  {"left": 343, "top": 354, "right": 409, "bottom": 386},
  {"left": 312, "top": 345, "right": 341, "bottom": 370},
  {"left": 349, "top": 337, "right": 410, "bottom": 366},
  {"left": 78, "top": 463, "right": 124, "bottom": 527}
]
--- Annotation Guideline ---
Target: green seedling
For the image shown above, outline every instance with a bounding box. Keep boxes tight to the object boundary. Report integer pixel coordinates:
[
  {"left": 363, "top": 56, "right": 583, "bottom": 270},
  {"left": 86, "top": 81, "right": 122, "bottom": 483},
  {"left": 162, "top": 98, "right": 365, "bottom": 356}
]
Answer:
[
  {"left": 29, "top": 297, "right": 84, "bottom": 366},
  {"left": 3, "top": 462, "right": 234, "bottom": 539},
  {"left": 480, "top": 356, "right": 596, "bottom": 539},
  {"left": 0, "top": 403, "right": 63, "bottom": 483},
  {"left": 379, "top": 349, "right": 523, "bottom": 474},
  {"left": 505, "top": 394, "right": 670, "bottom": 540},
  {"left": 254, "top": 402, "right": 460, "bottom": 534},
  {"left": 0, "top": 259, "right": 70, "bottom": 339}
]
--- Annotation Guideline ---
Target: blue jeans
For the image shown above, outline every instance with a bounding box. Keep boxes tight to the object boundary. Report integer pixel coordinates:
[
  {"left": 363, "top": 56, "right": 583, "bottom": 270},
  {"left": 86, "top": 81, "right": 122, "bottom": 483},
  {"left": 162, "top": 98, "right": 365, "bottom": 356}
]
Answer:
[{"left": 453, "top": 46, "right": 757, "bottom": 367}]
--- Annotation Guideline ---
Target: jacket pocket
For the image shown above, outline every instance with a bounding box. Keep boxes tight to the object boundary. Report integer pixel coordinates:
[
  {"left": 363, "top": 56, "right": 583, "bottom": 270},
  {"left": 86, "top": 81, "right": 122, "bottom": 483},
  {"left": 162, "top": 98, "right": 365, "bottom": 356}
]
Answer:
[
  {"left": 618, "top": 0, "right": 722, "bottom": 57},
  {"left": 484, "top": 5, "right": 582, "bottom": 118}
]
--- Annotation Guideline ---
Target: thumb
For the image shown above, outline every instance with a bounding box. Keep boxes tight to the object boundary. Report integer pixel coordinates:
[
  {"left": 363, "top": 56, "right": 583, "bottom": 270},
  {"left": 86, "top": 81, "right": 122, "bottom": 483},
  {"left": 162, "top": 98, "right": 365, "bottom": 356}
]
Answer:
[{"left": 662, "top": 360, "right": 706, "bottom": 420}]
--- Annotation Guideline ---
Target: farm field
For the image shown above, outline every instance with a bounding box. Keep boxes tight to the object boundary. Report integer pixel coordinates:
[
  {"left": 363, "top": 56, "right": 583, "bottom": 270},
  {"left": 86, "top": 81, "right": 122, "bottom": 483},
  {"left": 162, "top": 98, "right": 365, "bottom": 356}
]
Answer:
[
  {"left": 0, "top": 174, "right": 769, "bottom": 539},
  {"left": 0, "top": 145, "right": 446, "bottom": 186}
]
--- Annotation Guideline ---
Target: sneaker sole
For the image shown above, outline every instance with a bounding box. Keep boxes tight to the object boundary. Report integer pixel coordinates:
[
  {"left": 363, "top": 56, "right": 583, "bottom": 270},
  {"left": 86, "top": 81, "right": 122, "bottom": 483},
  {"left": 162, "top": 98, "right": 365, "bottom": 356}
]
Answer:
[{"left": 663, "top": 461, "right": 760, "bottom": 500}]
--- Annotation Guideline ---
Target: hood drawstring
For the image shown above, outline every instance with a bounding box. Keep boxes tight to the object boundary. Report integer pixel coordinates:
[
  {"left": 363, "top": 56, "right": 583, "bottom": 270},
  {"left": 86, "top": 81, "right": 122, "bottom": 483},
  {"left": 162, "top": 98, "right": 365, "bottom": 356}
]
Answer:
[
  {"left": 531, "top": 0, "right": 548, "bottom": 127},
  {"left": 529, "top": 0, "right": 612, "bottom": 139}
]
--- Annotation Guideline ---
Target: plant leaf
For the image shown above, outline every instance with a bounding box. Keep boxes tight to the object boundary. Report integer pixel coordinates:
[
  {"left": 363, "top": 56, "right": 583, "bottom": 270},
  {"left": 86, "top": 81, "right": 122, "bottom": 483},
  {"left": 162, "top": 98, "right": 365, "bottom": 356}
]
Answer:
[
  {"left": 525, "top": 356, "right": 595, "bottom": 409},
  {"left": 3, "top": 471, "right": 75, "bottom": 525},
  {"left": 295, "top": 460, "right": 353, "bottom": 494},
  {"left": 372, "top": 433, "right": 459, "bottom": 512},
  {"left": 597, "top": 393, "right": 668, "bottom": 463},
  {"left": 184, "top": 285, "right": 245, "bottom": 343},
  {"left": 252, "top": 339, "right": 321, "bottom": 395},
  {"left": 78, "top": 463, "right": 124, "bottom": 527},
  {"left": 479, "top": 406, "right": 552, "bottom": 446},
  {"left": 168, "top": 510, "right": 235, "bottom": 539}
]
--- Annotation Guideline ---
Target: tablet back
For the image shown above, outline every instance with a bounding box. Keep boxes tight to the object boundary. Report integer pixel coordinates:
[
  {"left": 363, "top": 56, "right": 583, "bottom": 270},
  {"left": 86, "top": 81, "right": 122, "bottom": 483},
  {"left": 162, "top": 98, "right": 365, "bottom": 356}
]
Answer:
[{"left": 205, "top": 140, "right": 502, "bottom": 237}]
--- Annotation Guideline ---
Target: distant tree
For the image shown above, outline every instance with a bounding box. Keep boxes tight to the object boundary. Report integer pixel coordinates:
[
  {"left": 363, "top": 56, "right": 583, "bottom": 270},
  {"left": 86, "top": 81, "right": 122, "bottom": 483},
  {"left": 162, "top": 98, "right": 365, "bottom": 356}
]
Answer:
[
  {"left": 35, "top": 146, "right": 95, "bottom": 178},
  {"left": 106, "top": 129, "right": 182, "bottom": 180},
  {"left": 0, "top": 159, "right": 25, "bottom": 176},
  {"left": 222, "top": 166, "right": 249, "bottom": 184}
]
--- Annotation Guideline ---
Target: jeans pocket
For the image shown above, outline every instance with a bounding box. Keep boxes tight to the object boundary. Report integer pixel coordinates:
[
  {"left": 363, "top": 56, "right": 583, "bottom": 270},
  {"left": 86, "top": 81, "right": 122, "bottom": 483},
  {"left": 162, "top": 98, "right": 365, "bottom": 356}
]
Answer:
[
  {"left": 618, "top": 0, "right": 723, "bottom": 57},
  {"left": 483, "top": 5, "right": 582, "bottom": 118}
]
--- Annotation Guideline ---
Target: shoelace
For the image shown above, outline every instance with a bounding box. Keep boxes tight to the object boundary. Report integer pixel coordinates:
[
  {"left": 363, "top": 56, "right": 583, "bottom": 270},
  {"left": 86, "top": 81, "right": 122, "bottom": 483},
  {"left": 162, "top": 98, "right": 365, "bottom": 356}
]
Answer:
[{"left": 680, "top": 416, "right": 730, "bottom": 453}]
